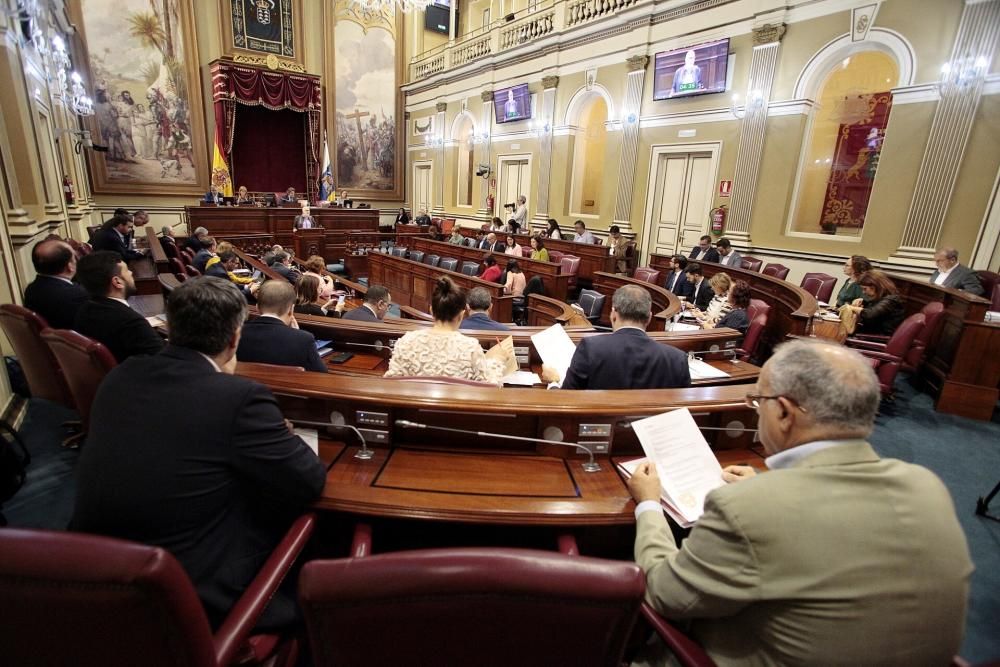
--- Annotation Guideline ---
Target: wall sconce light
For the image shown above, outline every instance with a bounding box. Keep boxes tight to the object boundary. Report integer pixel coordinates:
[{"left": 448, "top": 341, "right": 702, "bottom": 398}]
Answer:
[
  {"left": 730, "top": 89, "right": 765, "bottom": 119},
  {"left": 938, "top": 56, "right": 989, "bottom": 94}
]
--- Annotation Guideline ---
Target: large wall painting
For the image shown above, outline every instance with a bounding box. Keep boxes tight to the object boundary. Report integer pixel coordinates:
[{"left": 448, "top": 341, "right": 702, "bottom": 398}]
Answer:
[
  {"left": 73, "top": 0, "right": 209, "bottom": 195},
  {"left": 327, "top": 2, "right": 404, "bottom": 201}
]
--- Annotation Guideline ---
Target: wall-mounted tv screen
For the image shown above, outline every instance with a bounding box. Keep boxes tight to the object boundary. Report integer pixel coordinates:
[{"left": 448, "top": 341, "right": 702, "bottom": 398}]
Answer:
[
  {"left": 652, "top": 38, "right": 730, "bottom": 100},
  {"left": 493, "top": 84, "right": 532, "bottom": 123}
]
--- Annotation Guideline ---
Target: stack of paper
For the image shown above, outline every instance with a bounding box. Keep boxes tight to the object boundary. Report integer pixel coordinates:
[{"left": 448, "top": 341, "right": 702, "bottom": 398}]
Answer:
[
  {"left": 618, "top": 408, "right": 725, "bottom": 526},
  {"left": 502, "top": 370, "right": 542, "bottom": 386},
  {"left": 669, "top": 322, "right": 701, "bottom": 332},
  {"left": 688, "top": 358, "right": 730, "bottom": 380}
]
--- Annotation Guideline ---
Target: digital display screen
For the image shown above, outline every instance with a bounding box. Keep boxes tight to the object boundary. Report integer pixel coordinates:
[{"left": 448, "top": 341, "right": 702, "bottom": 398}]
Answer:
[
  {"left": 493, "top": 84, "right": 532, "bottom": 124},
  {"left": 653, "top": 38, "right": 730, "bottom": 100}
]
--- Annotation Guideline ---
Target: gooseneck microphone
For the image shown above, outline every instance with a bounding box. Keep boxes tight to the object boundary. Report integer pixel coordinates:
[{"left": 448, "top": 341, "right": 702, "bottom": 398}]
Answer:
[
  {"left": 290, "top": 419, "right": 375, "bottom": 460},
  {"left": 395, "top": 419, "right": 601, "bottom": 472}
]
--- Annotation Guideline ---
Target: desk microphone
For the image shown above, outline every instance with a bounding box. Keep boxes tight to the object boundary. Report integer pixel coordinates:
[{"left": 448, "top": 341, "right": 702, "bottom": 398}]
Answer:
[
  {"left": 342, "top": 340, "right": 390, "bottom": 353},
  {"left": 395, "top": 420, "right": 601, "bottom": 472},
  {"left": 290, "top": 419, "right": 375, "bottom": 460}
]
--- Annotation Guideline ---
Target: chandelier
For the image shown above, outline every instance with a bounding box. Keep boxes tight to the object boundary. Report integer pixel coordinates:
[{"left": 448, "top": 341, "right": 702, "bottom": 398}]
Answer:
[{"left": 350, "top": 0, "right": 433, "bottom": 13}]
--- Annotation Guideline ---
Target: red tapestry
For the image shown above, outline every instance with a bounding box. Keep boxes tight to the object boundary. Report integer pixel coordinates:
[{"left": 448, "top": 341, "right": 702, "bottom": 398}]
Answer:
[{"left": 819, "top": 92, "right": 893, "bottom": 231}]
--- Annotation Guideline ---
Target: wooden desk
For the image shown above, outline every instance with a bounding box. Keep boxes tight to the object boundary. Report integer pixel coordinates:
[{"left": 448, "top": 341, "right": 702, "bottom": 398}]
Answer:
[
  {"left": 238, "top": 365, "right": 765, "bottom": 526},
  {"left": 368, "top": 251, "right": 514, "bottom": 323},
  {"left": 459, "top": 228, "right": 615, "bottom": 283},
  {"left": 650, "top": 255, "right": 818, "bottom": 358},
  {"left": 591, "top": 271, "right": 681, "bottom": 330},
  {"left": 187, "top": 206, "right": 380, "bottom": 264},
  {"left": 406, "top": 237, "right": 571, "bottom": 302}
]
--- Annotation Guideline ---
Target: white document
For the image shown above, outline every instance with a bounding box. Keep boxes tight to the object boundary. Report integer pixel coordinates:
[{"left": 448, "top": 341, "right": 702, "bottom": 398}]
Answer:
[
  {"left": 530, "top": 324, "right": 577, "bottom": 380},
  {"left": 669, "top": 322, "right": 701, "bottom": 332},
  {"left": 630, "top": 408, "right": 725, "bottom": 524},
  {"left": 294, "top": 427, "right": 319, "bottom": 455},
  {"left": 502, "top": 370, "right": 542, "bottom": 386},
  {"left": 688, "top": 358, "right": 730, "bottom": 380},
  {"left": 145, "top": 315, "right": 167, "bottom": 327},
  {"left": 617, "top": 458, "right": 693, "bottom": 528}
]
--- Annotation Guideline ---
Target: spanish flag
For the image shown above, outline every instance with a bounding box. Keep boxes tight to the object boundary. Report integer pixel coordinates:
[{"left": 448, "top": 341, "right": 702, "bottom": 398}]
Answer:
[{"left": 211, "top": 131, "right": 233, "bottom": 198}]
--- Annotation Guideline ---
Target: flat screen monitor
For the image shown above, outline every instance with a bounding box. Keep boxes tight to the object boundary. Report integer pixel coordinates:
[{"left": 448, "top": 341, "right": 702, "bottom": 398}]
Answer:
[
  {"left": 493, "top": 84, "right": 532, "bottom": 124},
  {"left": 652, "top": 38, "right": 730, "bottom": 100}
]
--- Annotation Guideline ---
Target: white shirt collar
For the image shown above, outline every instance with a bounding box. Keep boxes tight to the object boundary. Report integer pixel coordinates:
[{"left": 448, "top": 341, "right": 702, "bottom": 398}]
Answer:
[
  {"left": 111, "top": 297, "right": 131, "bottom": 308},
  {"left": 198, "top": 352, "right": 221, "bottom": 372},
  {"left": 765, "top": 439, "right": 865, "bottom": 470}
]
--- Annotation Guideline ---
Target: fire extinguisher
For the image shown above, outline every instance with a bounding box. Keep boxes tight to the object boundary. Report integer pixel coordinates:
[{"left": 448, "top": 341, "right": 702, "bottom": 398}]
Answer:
[
  {"left": 486, "top": 193, "right": 495, "bottom": 211},
  {"left": 710, "top": 204, "right": 727, "bottom": 234},
  {"left": 63, "top": 175, "right": 76, "bottom": 206}
]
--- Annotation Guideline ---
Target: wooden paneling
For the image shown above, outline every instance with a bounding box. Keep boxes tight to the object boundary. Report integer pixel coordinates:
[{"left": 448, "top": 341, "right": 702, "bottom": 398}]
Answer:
[
  {"left": 458, "top": 228, "right": 615, "bottom": 282},
  {"left": 407, "top": 237, "right": 570, "bottom": 301},
  {"left": 368, "top": 252, "right": 513, "bottom": 323},
  {"left": 591, "top": 271, "right": 682, "bottom": 331}
]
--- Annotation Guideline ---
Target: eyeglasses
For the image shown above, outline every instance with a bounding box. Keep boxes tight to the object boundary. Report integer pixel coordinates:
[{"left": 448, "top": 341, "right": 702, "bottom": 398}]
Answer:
[{"left": 745, "top": 394, "right": 808, "bottom": 412}]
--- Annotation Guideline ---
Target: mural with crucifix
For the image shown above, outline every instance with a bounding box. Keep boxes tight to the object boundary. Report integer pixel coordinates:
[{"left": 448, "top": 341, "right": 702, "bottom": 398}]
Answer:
[{"left": 330, "top": 0, "right": 404, "bottom": 200}]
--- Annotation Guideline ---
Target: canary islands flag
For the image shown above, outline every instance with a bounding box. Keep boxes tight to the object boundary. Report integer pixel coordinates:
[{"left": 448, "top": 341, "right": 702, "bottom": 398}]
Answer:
[
  {"left": 211, "top": 132, "right": 233, "bottom": 198},
  {"left": 319, "top": 134, "right": 334, "bottom": 202}
]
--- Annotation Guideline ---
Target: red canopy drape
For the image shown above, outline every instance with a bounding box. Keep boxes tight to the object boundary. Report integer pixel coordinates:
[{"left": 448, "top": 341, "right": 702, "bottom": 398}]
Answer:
[{"left": 210, "top": 60, "right": 322, "bottom": 171}]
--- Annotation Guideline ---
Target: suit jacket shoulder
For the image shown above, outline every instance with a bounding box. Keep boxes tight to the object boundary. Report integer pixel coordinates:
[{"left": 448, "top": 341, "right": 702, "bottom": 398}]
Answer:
[
  {"left": 73, "top": 298, "right": 165, "bottom": 362},
  {"left": 237, "top": 317, "right": 327, "bottom": 372},
  {"left": 563, "top": 328, "right": 690, "bottom": 390},
  {"left": 23, "top": 276, "right": 89, "bottom": 329},
  {"left": 342, "top": 305, "right": 378, "bottom": 322}
]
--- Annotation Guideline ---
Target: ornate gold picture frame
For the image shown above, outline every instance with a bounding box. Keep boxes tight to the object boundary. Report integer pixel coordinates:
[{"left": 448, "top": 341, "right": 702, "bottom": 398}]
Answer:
[{"left": 221, "top": 0, "right": 304, "bottom": 67}]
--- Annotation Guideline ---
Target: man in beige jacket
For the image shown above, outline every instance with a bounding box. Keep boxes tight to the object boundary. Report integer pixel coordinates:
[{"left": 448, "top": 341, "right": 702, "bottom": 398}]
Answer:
[{"left": 628, "top": 340, "right": 972, "bottom": 666}]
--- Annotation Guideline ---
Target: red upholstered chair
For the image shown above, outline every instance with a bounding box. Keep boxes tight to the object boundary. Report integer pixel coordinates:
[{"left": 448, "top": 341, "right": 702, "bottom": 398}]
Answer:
[
  {"left": 846, "top": 312, "right": 926, "bottom": 396},
  {"left": 186, "top": 264, "right": 202, "bottom": 277},
  {"left": 633, "top": 267, "right": 661, "bottom": 285},
  {"left": 976, "top": 270, "right": 998, "bottom": 303},
  {"left": 799, "top": 273, "right": 837, "bottom": 304},
  {"left": 521, "top": 245, "right": 532, "bottom": 258},
  {"left": 736, "top": 299, "right": 771, "bottom": 363},
  {"left": 903, "top": 301, "right": 944, "bottom": 372},
  {"left": 740, "top": 257, "right": 763, "bottom": 272},
  {"left": 298, "top": 548, "right": 646, "bottom": 667},
  {"left": 761, "top": 263, "right": 790, "bottom": 280},
  {"left": 0, "top": 516, "right": 315, "bottom": 667},
  {"left": 170, "top": 257, "right": 188, "bottom": 278},
  {"left": 640, "top": 604, "right": 717, "bottom": 667},
  {"left": 41, "top": 330, "right": 117, "bottom": 437},
  {"left": 181, "top": 247, "right": 196, "bottom": 263},
  {"left": 548, "top": 250, "right": 564, "bottom": 264},
  {"left": 560, "top": 255, "right": 581, "bottom": 292},
  {"left": 0, "top": 304, "right": 73, "bottom": 407}
]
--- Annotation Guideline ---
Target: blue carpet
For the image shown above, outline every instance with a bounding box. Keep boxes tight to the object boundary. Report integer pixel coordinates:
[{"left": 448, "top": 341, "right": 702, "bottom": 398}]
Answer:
[{"left": 3, "top": 381, "right": 999, "bottom": 661}]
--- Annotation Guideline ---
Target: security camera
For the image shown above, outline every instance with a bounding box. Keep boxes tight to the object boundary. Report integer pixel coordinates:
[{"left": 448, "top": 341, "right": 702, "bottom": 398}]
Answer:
[{"left": 475, "top": 164, "right": 491, "bottom": 178}]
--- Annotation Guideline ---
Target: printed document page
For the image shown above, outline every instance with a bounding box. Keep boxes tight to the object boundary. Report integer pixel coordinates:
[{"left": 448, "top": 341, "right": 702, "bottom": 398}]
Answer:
[
  {"left": 630, "top": 408, "right": 725, "bottom": 523},
  {"left": 530, "top": 324, "right": 577, "bottom": 380}
]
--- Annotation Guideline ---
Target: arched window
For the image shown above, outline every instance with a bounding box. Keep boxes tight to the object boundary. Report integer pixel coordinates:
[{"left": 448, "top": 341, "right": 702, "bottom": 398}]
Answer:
[
  {"left": 569, "top": 95, "right": 608, "bottom": 216},
  {"left": 788, "top": 50, "right": 899, "bottom": 236},
  {"left": 454, "top": 115, "right": 475, "bottom": 207}
]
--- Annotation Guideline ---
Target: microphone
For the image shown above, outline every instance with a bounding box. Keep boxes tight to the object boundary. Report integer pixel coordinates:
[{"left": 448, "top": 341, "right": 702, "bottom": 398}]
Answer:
[
  {"left": 342, "top": 340, "right": 390, "bottom": 353},
  {"left": 289, "top": 419, "right": 375, "bottom": 460},
  {"left": 395, "top": 420, "right": 601, "bottom": 472}
]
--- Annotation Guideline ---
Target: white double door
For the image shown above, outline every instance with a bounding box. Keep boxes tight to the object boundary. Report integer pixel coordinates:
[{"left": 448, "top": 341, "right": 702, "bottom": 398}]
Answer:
[{"left": 642, "top": 146, "right": 718, "bottom": 260}]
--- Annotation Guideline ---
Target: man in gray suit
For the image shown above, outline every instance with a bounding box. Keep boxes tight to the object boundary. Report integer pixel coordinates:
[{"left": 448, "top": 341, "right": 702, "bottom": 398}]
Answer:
[
  {"left": 930, "top": 247, "right": 984, "bottom": 296},
  {"left": 627, "top": 339, "right": 972, "bottom": 666},
  {"left": 715, "top": 237, "right": 742, "bottom": 269}
]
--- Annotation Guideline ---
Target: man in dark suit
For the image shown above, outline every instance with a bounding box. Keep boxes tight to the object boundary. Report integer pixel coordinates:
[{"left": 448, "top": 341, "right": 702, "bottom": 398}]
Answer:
[
  {"left": 90, "top": 214, "right": 145, "bottom": 261},
  {"left": 22, "top": 238, "right": 88, "bottom": 329},
  {"left": 663, "top": 254, "right": 694, "bottom": 299},
  {"left": 689, "top": 234, "right": 720, "bottom": 263},
  {"left": 192, "top": 237, "right": 217, "bottom": 274},
  {"left": 73, "top": 251, "right": 165, "bottom": 362},
  {"left": 72, "top": 277, "right": 326, "bottom": 630},
  {"left": 184, "top": 226, "right": 209, "bottom": 253},
  {"left": 716, "top": 237, "right": 743, "bottom": 269},
  {"left": 476, "top": 230, "right": 490, "bottom": 250},
  {"left": 270, "top": 251, "right": 301, "bottom": 284},
  {"left": 459, "top": 287, "right": 511, "bottom": 332},
  {"left": 485, "top": 233, "right": 506, "bottom": 254},
  {"left": 930, "top": 247, "right": 984, "bottom": 296},
  {"left": 341, "top": 285, "right": 391, "bottom": 322},
  {"left": 685, "top": 262, "right": 714, "bottom": 311},
  {"left": 542, "top": 285, "right": 691, "bottom": 390},
  {"left": 237, "top": 280, "right": 327, "bottom": 373}
]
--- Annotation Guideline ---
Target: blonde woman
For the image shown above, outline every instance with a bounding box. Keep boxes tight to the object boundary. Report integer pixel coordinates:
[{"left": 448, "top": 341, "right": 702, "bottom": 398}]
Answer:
[{"left": 698, "top": 272, "right": 733, "bottom": 325}]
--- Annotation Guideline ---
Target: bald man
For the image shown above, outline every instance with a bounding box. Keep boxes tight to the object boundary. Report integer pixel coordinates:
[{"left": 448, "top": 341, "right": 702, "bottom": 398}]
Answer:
[
  {"left": 628, "top": 340, "right": 972, "bottom": 665},
  {"left": 23, "top": 239, "right": 89, "bottom": 329},
  {"left": 236, "top": 280, "right": 327, "bottom": 373}
]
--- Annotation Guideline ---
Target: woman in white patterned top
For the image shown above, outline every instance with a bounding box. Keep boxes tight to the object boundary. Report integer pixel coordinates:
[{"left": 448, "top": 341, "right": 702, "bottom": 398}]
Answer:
[
  {"left": 384, "top": 277, "right": 512, "bottom": 384},
  {"left": 698, "top": 272, "right": 734, "bottom": 326}
]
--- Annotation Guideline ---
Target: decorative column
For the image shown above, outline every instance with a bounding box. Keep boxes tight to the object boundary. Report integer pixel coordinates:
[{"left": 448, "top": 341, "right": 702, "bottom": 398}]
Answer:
[
  {"left": 477, "top": 89, "right": 494, "bottom": 217},
  {"left": 724, "top": 24, "right": 785, "bottom": 244},
  {"left": 533, "top": 75, "right": 559, "bottom": 224},
  {"left": 892, "top": 0, "right": 1000, "bottom": 263},
  {"left": 449, "top": 2, "right": 457, "bottom": 41},
  {"left": 433, "top": 101, "right": 447, "bottom": 214},
  {"left": 612, "top": 56, "right": 648, "bottom": 231}
]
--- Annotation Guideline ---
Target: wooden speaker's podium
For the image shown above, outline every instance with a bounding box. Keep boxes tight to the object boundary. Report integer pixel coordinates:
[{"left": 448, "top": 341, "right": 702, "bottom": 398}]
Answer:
[{"left": 293, "top": 227, "right": 325, "bottom": 259}]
